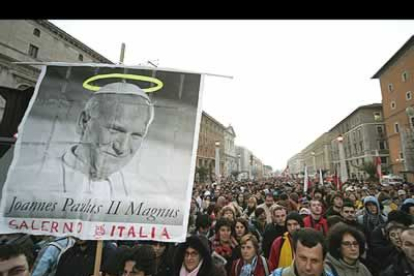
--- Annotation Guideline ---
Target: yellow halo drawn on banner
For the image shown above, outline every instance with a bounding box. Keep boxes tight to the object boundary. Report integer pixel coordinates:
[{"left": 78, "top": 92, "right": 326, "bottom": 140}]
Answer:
[{"left": 82, "top": 73, "right": 164, "bottom": 93}]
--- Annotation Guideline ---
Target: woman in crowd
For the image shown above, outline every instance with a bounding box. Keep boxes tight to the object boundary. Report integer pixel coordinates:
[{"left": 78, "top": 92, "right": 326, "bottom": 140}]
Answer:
[
  {"left": 233, "top": 218, "right": 250, "bottom": 244},
  {"left": 230, "top": 234, "right": 271, "bottom": 276},
  {"left": 325, "top": 223, "right": 372, "bottom": 276},
  {"left": 210, "top": 218, "right": 238, "bottom": 275},
  {"left": 173, "top": 235, "right": 226, "bottom": 276},
  {"left": 235, "top": 193, "right": 247, "bottom": 214},
  {"left": 231, "top": 217, "right": 251, "bottom": 262}
]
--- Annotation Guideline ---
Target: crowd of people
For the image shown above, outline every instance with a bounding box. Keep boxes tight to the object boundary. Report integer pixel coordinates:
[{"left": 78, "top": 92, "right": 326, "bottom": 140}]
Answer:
[{"left": 2, "top": 177, "right": 414, "bottom": 276}]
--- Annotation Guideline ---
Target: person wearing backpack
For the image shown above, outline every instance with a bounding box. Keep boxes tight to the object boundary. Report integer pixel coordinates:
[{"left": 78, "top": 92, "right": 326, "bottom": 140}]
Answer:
[
  {"left": 31, "top": 236, "right": 75, "bottom": 276},
  {"left": 230, "top": 234, "right": 271, "bottom": 276}
]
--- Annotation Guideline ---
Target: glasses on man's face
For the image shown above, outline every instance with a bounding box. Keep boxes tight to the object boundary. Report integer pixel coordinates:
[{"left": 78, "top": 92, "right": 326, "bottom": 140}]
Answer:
[{"left": 341, "top": 241, "right": 359, "bottom": 248}]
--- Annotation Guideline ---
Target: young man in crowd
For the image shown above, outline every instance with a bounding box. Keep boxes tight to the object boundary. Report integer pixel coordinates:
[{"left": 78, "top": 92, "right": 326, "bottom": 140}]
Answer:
[
  {"left": 262, "top": 206, "right": 287, "bottom": 258},
  {"left": 268, "top": 212, "right": 304, "bottom": 269},
  {"left": 269, "top": 228, "right": 334, "bottom": 276},
  {"left": 257, "top": 193, "right": 278, "bottom": 224},
  {"left": 303, "top": 199, "right": 329, "bottom": 236},
  {"left": 0, "top": 243, "right": 33, "bottom": 276}
]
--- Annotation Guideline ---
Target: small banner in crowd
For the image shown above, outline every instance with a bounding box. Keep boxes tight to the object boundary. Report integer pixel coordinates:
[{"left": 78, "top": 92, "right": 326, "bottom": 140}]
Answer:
[{"left": 0, "top": 63, "right": 204, "bottom": 242}]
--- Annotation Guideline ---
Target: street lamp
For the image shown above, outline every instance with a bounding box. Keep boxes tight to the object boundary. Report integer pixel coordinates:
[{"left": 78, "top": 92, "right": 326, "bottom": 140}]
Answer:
[
  {"left": 311, "top": 151, "right": 316, "bottom": 176},
  {"left": 337, "top": 134, "right": 348, "bottom": 183},
  {"left": 249, "top": 154, "right": 253, "bottom": 180},
  {"left": 237, "top": 154, "right": 241, "bottom": 180},
  {"left": 215, "top": 142, "right": 220, "bottom": 183}
]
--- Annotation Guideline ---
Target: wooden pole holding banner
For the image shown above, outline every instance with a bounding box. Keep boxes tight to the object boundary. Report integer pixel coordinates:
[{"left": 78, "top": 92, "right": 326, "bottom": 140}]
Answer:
[
  {"left": 119, "top": 43, "right": 126, "bottom": 64},
  {"left": 93, "top": 240, "right": 104, "bottom": 276},
  {"left": 93, "top": 42, "right": 126, "bottom": 276}
]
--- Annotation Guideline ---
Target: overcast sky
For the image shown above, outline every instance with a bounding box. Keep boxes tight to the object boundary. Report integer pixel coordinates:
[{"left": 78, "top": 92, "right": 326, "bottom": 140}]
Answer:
[{"left": 51, "top": 20, "right": 414, "bottom": 171}]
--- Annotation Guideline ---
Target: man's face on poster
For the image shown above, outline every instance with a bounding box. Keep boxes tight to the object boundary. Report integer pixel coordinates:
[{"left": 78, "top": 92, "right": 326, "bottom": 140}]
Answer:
[{"left": 79, "top": 93, "right": 152, "bottom": 180}]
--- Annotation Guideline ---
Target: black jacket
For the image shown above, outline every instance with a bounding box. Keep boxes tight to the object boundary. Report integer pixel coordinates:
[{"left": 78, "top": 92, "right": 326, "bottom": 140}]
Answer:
[
  {"left": 262, "top": 223, "right": 286, "bottom": 258},
  {"left": 155, "top": 245, "right": 175, "bottom": 276},
  {"left": 173, "top": 235, "right": 226, "bottom": 276},
  {"left": 55, "top": 241, "right": 116, "bottom": 276},
  {"left": 380, "top": 252, "right": 414, "bottom": 276},
  {"left": 368, "top": 225, "right": 401, "bottom": 273}
]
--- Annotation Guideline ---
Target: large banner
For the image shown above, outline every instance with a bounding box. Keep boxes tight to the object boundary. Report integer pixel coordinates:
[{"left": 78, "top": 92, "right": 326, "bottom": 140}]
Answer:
[{"left": 0, "top": 63, "right": 204, "bottom": 242}]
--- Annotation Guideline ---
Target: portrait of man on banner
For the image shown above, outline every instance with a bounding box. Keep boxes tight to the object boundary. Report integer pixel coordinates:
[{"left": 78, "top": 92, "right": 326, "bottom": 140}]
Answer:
[
  {"left": 60, "top": 82, "right": 154, "bottom": 198},
  {"left": 0, "top": 64, "right": 203, "bottom": 240}
]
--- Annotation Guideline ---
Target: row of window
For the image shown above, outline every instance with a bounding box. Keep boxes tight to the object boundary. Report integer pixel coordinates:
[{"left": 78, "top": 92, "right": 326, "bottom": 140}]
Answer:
[
  {"left": 28, "top": 28, "right": 84, "bottom": 61},
  {"left": 340, "top": 113, "right": 383, "bottom": 136}
]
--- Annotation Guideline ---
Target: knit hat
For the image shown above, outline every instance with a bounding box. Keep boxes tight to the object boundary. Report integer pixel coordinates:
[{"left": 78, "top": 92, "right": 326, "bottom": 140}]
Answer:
[
  {"left": 401, "top": 198, "right": 414, "bottom": 215},
  {"left": 286, "top": 211, "right": 304, "bottom": 228}
]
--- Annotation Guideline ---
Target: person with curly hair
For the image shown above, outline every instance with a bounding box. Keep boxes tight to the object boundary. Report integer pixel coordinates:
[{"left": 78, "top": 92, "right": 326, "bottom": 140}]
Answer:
[{"left": 325, "top": 223, "right": 371, "bottom": 276}]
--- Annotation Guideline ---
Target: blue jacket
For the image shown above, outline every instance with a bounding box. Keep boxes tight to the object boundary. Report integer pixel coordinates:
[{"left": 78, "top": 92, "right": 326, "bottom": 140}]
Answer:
[{"left": 31, "top": 237, "right": 75, "bottom": 276}]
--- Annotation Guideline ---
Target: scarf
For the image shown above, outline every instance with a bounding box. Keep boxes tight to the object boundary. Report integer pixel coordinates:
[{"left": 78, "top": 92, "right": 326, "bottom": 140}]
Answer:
[
  {"left": 365, "top": 211, "right": 384, "bottom": 232},
  {"left": 278, "top": 232, "right": 294, "bottom": 268},
  {"left": 240, "top": 256, "right": 258, "bottom": 276},
  {"left": 179, "top": 259, "right": 203, "bottom": 276},
  {"left": 211, "top": 235, "right": 237, "bottom": 259}
]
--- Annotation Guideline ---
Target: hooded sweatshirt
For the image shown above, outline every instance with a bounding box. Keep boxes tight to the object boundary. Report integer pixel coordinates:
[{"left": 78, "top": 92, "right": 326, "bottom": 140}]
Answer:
[
  {"left": 357, "top": 196, "right": 387, "bottom": 243},
  {"left": 325, "top": 253, "right": 372, "bottom": 276}
]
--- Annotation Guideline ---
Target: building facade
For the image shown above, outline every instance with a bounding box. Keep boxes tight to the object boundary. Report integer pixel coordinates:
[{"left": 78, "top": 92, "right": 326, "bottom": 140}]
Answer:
[
  {"left": 0, "top": 20, "right": 112, "bottom": 158},
  {"left": 329, "top": 104, "right": 389, "bottom": 181},
  {"left": 235, "top": 146, "right": 265, "bottom": 180},
  {"left": 263, "top": 165, "right": 273, "bottom": 178},
  {"left": 223, "top": 126, "right": 237, "bottom": 179},
  {"left": 196, "top": 111, "right": 226, "bottom": 182},
  {"left": 300, "top": 132, "right": 334, "bottom": 177},
  {"left": 287, "top": 152, "right": 304, "bottom": 176},
  {"left": 236, "top": 146, "right": 252, "bottom": 180},
  {"left": 0, "top": 20, "right": 112, "bottom": 91},
  {"left": 287, "top": 104, "right": 389, "bottom": 182},
  {"left": 373, "top": 36, "right": 414, "bottom": 181}
]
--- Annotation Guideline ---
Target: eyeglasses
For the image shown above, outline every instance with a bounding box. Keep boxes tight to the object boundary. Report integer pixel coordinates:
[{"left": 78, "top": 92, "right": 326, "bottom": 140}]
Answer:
[
  {"left": 341, "top": 241, "right": 359, "bottom": 248},
  {"left": 185, "top": 251, "right": 200, "bottom": 258}
]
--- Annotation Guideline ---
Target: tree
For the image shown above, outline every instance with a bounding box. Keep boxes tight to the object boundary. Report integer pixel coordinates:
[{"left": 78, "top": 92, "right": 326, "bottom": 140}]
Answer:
[
  {"left": 196, "top": 166, "right": 209, "bottom": 183},
  {"left": 350, "top": 161, "right": 378, "bottom": 181}
]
